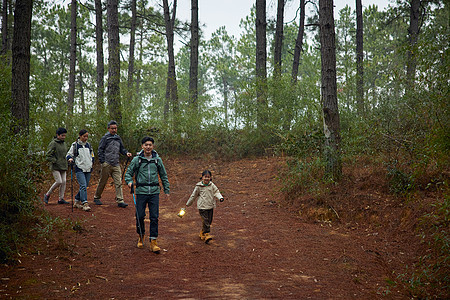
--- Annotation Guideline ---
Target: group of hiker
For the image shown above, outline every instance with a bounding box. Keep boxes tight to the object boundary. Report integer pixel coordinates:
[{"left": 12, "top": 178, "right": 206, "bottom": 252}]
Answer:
[{"left": 43, "top": 120, "right": 224, "bottom": 252}]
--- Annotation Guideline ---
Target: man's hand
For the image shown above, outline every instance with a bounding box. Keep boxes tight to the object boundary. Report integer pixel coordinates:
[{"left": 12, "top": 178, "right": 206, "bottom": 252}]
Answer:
[
  {"left": 128, "top": 182, "right": 132, "bottom": 188},
  {"left": 127, "top": 152, "right": 132, "bottom": 157}
]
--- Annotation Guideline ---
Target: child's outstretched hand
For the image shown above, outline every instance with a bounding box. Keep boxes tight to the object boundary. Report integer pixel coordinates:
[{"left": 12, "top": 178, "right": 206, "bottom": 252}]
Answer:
[{"left": 219, "top": 198, "right": 224, "bottom": 202}]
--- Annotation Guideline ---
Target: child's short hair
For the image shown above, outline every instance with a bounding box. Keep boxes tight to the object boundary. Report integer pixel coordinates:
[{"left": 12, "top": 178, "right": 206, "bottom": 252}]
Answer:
[
  {"left": 107, "top": 120, "right": 117, "bottom": 128},
  {"left": 141, "top": 136, "right": 155, "bottom": 145},
  {"left": 201, "top": 170, "right": 212, "bottom": 178},
  {"left": 56, "top": 127, "right": 67, "bottom": 135}
]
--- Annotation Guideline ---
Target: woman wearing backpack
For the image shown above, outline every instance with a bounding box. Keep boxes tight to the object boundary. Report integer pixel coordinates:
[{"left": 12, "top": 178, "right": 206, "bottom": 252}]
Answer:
[{"left": 67, "top": 129, "right": 95, "bottom": 212}]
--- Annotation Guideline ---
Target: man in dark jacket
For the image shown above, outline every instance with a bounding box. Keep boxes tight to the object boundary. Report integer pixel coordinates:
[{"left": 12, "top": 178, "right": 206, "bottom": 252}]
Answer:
[{"left": 93, "top": 121, "right": 132, "bottom": 207}]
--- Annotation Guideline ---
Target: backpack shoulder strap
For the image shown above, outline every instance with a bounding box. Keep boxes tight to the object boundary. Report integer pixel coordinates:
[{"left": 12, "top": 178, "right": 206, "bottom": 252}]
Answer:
[{"left": 72, "top": 141, "right": 79, "bottom": 158}]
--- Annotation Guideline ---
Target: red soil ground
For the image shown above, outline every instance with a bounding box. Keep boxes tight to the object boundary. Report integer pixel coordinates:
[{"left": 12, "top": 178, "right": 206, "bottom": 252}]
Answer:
[{"left": 0, "top": 157, "right": 426, "bottom": 299}]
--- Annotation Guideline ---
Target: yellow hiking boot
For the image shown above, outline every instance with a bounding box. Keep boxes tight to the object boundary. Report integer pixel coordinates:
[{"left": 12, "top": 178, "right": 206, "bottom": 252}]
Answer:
[
  {"left": 137, "top": 235, "right": 144, "bottom": 249},
  {"left": 150, "top": 239, "right": 160, "bottom": 253},
  {"left": 199, "top": 231, "right": 205, "bottom": 241},
  {"left": 204, "top": 233, "right": 213, "bottom": 244}
]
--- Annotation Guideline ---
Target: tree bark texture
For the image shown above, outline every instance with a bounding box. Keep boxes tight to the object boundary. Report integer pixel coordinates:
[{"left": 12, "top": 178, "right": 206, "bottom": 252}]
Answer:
[
  {"left": 256, "top": 0, "right": 267, "bottom": 129},
  {"left": 406, "top": 0, "right": 420, "bottom": 88},
  {"left": 319, "top": 0, "right": 342, "bottom": 180},
  {"left": 163, "top": 0, "right": 179, "bottom": 124},
  {"left": 127, "top": 0, "right": 136, "bottom": 101},
  {"left": 273, "top": 0, "right": 284, "bottom": 77},
  {"left": 107, "top": 0, "right": 122, "bottom": 123},
  {"left": 95, "top": 0, "right": 105, "bottom": 113},
  {"left": 136, "top": 22, "right": 145, "bottom": 98},
  {"left": 136, "top": 24, "right": 144, "bottom": 99},
  {"left": 223, "top": 77, "right": 228, "bottom": 125},
  {"left": 189, "top": 0, "right": 199, "bottom": 110},
  {"left": 11, "top": 0, "right": 32, "bottom": 134},
  {"left": 68, "top": 0, "right": 77, "bottom": 118},
  {"left": 78, "top": 70, "right": 85, "bottom": 114},
  {"left": 291, "top": 0, "right": 305, "bottom": 83},
  {"left": 356, "top": 0, "right": 364, "bottom": 115},
  {"left": 1, "top": 0, "right": 8, "bottom": 56},
  {"left": 78, "top": 35, "right": 85, "bottom": 114}
]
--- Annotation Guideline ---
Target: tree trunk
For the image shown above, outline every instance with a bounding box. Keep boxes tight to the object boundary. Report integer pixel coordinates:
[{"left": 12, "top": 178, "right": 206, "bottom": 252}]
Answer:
[
  {"left": 356, "top": 0, "right": 364, "bottom": 115},
  {"left": 189, "top": 0, "right": 199, "bottom": 110},
  {"left": 223, "top": 77, "right": 228, "bottom": 127},
  {"left": 406, "top": 0, "right": 420, "bottom": 88},
  {"left": 107, "top": 0, "right": 122, "bottom": 123},
  {"left": 163, "top": 0, "right": 179, "bottom": 128},
  {"left": 136, "top": 20, "right": 144, "bottom": 99},
  {"left": 273, "top": 0, "right": 284, "bottom": 78},
  {"left": 255, "top": 0, "right": 267, "bottom": 130},
  {"left": 95, "top": 0, "right": 105, "bottom": 113},
  {"left": 319, "top": 0, "right": 341, "bottom": 180},
  {"left": 68, "top": 0, "right": 77, "bottom": 119},
  {"left": 291, "top": 0, "right": 305, "bottom": 83},
  {"left": 1, "top": 0, "right": 8, "bottom": 56},
  {"left": 11, "top": 0, "right": 32, "bottom": 135},
  {"left": 287, "top": 0, "right": 305, "bottom": 131},
  {"left": 78, "top": 32, "right": 85, "bottom": 114},
  {"left": 127, "top": 0, "right": 136, "bottom": 103},
  {"left": 78, "top": 70, "right": 85, "bottom": 114}
]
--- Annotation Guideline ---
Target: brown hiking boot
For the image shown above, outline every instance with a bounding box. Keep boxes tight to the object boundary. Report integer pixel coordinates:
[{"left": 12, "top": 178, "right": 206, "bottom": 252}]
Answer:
[
  {"left": 137, "top": 235, "right": 144, "bottom": 249},
  {"left": 204, "top": 233, "right": 213, "bottom": 244},
  {"left": 150, "top": 239, "right": 160, "bottom": 253}
]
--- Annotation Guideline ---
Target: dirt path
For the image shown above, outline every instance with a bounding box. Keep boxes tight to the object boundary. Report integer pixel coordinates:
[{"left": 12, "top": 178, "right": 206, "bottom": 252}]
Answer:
[{"left": 0, "top": 157, "right": 407, "bottom": 299}]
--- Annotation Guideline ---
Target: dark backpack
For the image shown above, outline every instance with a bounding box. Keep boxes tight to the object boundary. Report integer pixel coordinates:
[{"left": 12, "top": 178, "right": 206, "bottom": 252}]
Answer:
[
  {"left": 133, "top": 155, "right": 160, "bottom": 187},
  {"left": 71, "top": 141, "right": 91, "bottom": 158}
]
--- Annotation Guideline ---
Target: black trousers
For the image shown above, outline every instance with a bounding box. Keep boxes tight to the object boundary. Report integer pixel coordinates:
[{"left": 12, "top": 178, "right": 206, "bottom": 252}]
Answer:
[
  {"left": 135, "top": 193, "right": 159, "bottom": 238},
  {"left": 199, "top": 208, "right": 214, "bottom": 233}
]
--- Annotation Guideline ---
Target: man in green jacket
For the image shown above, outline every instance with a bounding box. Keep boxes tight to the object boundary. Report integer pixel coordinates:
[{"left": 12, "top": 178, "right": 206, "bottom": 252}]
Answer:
[
  {"left": 43, "top": 127, "right": 69, "bottom": 205},
  {"left": 125, "top": 136, "right": 170, "bottom": 253}
]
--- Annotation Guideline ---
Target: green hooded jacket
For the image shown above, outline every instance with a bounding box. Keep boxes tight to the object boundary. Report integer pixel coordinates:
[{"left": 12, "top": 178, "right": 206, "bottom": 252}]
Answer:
[
  {"left": 46, "top": 137, "right": 68, "bottom": 171},
  {"left": 124, "top": 150, "right": 170, "bottom": 195}
]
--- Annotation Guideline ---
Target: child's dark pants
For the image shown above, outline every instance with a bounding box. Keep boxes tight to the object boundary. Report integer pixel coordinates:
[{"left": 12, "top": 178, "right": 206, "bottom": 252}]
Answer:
[
  {"left": 199, "top": 208, "right": 214, "bottom": 233},
  {"left": 135, "top": 194, "right": 159, "bottom": 238}
]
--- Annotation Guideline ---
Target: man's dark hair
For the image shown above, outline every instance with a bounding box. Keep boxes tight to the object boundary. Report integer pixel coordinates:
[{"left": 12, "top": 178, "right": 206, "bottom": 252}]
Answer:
[
  {"left": 141, "top": 136, "right": 155, "bottom": 145},
  {"left": 56, "top": 127, "right": 67, "bottom": 135},
  {"left": 107, "top": 120, "right": 118, "bottom": 128}
]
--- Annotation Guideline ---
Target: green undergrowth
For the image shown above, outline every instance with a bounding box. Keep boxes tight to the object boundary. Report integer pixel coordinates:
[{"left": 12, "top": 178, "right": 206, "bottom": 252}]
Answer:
[
  {"left": 279, "top": 153, "right": 448, "bottom": 298},
  {"left": 400, "top": 191, "right": 449, "bottom": 298}
]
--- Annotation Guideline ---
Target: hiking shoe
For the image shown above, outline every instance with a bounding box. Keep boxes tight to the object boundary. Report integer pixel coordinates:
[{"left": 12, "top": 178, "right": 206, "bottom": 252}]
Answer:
[
  {"left": 204, "top": 233, "right": 213, "bottom": 244},
  {"left": 82, "top": 202, "right": 91, "bottom": 212},
  {"left": 150, "top": 239, "right": 160, "bottom": 253},
  {"left": 74, "top": 200, "right": 83, "bottom": 209},
  {"left": 199, "top": 231, "right": 205, "bottom": 241},
  {"left": 117, "top": 202, "right": 128, "bottom": 208},
  {"left": 43, "top": 194, "right": 50, "bottom": 204},
  {"left": 137, "top": 235, "right": 144, "bottom": 249},
  {"left": 93, "top": 199, "right": 103, "bottom": 205},
  {"left": 58, "top": 199, "right": 69, "bottom": 204}
]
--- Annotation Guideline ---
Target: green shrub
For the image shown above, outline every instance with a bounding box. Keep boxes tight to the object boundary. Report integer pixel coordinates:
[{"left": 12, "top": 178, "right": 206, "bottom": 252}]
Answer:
[
  {"left": 0, "top": 122, "right": 46, "bottom": 263},
  {"left": 399, "top": 191, "right": 450, "bottom": 298},
  {"left": 386, "top": 160, "right": 415, "bottom": 195}
]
